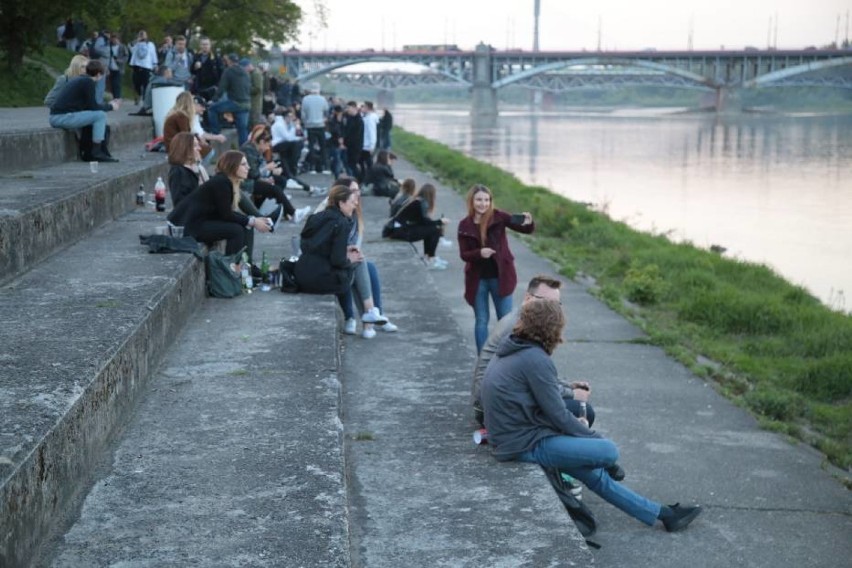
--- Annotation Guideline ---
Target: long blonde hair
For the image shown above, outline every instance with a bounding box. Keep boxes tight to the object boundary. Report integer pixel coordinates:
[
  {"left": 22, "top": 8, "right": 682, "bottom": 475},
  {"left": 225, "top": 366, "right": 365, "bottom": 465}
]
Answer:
[
  {"left": 65, "top": 55, "right": 89, "bottom": 78},
  {"left": 465, "top": 184, "right": 494, "bottom": 245},
  {"left": 167, "top": 91, "right": 196, "bottom": 123}
]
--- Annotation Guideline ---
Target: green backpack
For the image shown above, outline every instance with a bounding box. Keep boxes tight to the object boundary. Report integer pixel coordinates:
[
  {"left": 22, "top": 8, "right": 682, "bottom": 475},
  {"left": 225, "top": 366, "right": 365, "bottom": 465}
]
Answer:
[{"left": 205, "top": 249, "right": 244, "bottom": 298}]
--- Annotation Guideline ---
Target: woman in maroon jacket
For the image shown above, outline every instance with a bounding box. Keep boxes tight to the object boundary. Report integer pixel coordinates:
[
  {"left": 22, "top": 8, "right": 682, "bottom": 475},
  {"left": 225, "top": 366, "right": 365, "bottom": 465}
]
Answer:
[{"left": 457, "top": 184, "right": 535, "bottom": 353}]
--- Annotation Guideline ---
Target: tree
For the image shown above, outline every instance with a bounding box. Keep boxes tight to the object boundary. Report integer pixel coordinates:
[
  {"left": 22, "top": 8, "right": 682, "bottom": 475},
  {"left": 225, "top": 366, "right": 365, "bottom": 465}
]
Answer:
[{"left": 0, "top": 0, "right": 73, "bottom": 69}]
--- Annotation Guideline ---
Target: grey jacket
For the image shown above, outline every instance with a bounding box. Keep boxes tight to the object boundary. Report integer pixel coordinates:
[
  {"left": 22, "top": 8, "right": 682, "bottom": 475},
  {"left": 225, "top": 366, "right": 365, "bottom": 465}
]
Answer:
[{"left": 481, "top": 335, "right": 600, "bottom": 461}]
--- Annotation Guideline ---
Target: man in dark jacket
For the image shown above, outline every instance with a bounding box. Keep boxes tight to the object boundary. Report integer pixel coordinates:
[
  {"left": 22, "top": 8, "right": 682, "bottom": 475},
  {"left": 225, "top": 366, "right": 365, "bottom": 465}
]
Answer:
[
  {"left": 191, "top": 37, "right": 222, "bottom": 100},
  {"left": 49, "top": 59, "right": 119, "bottom": 162},
  {"left": 207, "top": 53, "right": 251, "bottom": 145},
  {"left": 482, "top": 300, "right": 702, "bottom": 533},
  {"left": 342, "top": 101, "right": 364, "bottom": 182}
]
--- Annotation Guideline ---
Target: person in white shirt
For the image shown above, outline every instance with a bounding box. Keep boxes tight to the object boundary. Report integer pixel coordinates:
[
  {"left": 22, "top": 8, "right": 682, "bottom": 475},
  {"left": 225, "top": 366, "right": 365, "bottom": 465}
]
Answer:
[
  {"left": 359, "top": 101, "right": 379, "bottom": 179},
  {"left": 129, "top": 30, "right": 158, "bottom": 106}
]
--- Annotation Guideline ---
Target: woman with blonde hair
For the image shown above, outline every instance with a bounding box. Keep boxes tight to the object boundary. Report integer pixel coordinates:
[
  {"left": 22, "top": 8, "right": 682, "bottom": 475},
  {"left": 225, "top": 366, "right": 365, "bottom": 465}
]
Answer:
[
  {"left": 167, "top": 150, "right": 272, "bottom": 257},
  {"left": 457, "top": 184, "right": 535, "bottom": 353},
  {"left": 44, "top": 55, "right": 89, "bottom": 106},
  {"left": 163, "top": 91, "right": 225, "bottom": 156}
]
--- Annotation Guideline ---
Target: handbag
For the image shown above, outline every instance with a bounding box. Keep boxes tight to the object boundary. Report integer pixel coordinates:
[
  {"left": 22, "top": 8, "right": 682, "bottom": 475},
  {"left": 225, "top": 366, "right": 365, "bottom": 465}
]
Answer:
[
  {"left": 206, "top": 248, "right": 244, "bottom": 298},
  {"left": 278, "top": 258, "right": 299, "bottom": 293}
]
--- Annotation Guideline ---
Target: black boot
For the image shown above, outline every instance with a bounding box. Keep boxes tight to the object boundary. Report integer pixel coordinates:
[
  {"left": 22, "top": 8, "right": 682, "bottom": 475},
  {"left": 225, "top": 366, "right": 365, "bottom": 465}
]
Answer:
[
  {"left": 90, "top": 147, "right": 118, "bottom": 163},
  {"left": 100, "top": 141, "right": 113, "bottom": 158}
]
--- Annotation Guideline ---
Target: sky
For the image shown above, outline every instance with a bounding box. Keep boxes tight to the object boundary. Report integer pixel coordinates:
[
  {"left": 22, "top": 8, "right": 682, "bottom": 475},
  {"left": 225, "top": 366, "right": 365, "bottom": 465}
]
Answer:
[{"left": 292, "top": 0, "right": 852, "bottom": 52}]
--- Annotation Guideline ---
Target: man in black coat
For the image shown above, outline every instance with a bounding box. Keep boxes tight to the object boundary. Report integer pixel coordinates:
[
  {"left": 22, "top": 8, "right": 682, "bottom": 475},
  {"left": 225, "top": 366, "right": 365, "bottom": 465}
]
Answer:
[{"left": 342, "top": 101, "right": 364, "bottom": 182}]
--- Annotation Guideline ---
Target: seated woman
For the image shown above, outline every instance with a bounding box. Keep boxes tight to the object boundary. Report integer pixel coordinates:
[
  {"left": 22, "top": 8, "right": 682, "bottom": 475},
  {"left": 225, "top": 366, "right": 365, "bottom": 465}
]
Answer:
[
  {"left": 167, "top": 132, "right": 207, "bottom": 208},
  {"left": 363, "top": 150, "right": 399, "bottom": 198},
  {"left": 294, "top": 184, "right": 364, "bottom": 295},
  {"left": 482, "top": 300, "right": 702, "bottom": 534},
  {"left": 44, "top": 54, "right": 88, "bottom": 107},
  {"left": 389, "top": 178, "right": 417, "bottom": 217},
  {"left": 168, "top": 150, "right": 272, "bottom": 258},
  {"left": 163, "top": 91, "right": 226, "bottom": 162},
  {"left": 387, "top": 183, "right": 450, "bottom": 270},
  {"left": 241, "top": 126, "right": 311, "bottom": 224},
  {"left": 332, "top": 176, "right": 397, "bottom": 338}
]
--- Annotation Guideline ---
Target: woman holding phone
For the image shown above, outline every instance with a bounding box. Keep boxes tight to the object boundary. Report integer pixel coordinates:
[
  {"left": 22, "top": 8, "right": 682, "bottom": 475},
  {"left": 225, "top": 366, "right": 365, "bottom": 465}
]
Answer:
[{"left": 457, "top": 184, "right": 535, "bottom": 353}]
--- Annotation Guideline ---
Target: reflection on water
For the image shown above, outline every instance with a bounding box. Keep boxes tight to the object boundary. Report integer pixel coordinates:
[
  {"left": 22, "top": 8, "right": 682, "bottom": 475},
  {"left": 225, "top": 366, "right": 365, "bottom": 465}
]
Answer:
[{"left": 395, "top": 104, "right": 852, "bottom": 310}]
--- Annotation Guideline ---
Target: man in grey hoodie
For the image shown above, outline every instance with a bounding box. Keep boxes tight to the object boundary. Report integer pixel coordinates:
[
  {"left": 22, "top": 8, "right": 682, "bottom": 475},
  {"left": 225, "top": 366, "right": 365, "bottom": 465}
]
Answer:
[{"left": 481, "top": 300, "right": 702, "bottom": 532}]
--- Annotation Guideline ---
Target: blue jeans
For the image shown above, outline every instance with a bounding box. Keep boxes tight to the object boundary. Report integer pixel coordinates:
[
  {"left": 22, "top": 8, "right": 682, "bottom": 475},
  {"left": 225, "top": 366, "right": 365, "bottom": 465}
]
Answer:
[
  {"left": 518, "top": 436, "right": 661, "bottom": 526},
  {"left": 338, "top": 261, "right": 382, "bottom": 319},
  {"left": 49, "top": 111, "right": 108, "bottom": 142},
  {"left": 207, "top": 99, "right": 249, "bottom": 145},
  {"left": 473, "top": 278, "right": 513, "bottom": 352}
]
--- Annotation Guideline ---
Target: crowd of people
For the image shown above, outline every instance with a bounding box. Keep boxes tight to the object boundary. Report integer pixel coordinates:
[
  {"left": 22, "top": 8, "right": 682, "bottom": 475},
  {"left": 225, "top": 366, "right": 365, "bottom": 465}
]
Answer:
[{"left": 46, "top": 24, "right": 702, "bottom": 538}]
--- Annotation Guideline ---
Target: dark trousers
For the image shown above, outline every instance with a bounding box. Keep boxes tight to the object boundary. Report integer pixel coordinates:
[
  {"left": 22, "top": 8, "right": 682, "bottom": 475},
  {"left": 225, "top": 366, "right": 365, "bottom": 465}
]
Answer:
[
  {"left": 108, "top": 71, "right": 123, "bottom": 99},
  {"left": 346, "top": 148, "right": 361, "bottom": 181},
  {"left": 390, "top": 225, "right": 441, "bottom": 257},
  {"left": 194, "top": 220, "right": 252, "bottom": 258},
  {"left": 357, "top": 150, "right": 373, "bottom": 183},
  {"left": 252, "top": 180, "right": 295, "bottom": 217},
  {"left": 306, "top": 127, "right": 328, "bottom": 172},
  {"left": 131, "top": 66, "right": 151, "bottom": 99},
  {"left": 272, "top": 140, "right": 302, "bottom": 177}
]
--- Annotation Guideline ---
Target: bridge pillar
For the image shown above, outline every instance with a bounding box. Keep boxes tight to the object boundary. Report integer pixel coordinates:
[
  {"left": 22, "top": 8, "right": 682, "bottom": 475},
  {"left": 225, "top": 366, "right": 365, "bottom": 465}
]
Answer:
[
  {"left": 714, "top": 87, "right": 728, "bottom": 112},
  {"left": 471, "top": 43, "right": 497, "bottom": 116}
]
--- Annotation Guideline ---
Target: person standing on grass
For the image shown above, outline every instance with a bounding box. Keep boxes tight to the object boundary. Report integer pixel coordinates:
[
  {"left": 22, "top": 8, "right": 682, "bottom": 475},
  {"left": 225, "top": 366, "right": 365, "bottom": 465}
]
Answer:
[
  {"left": 482, "top": 299, "right": 703, "bottom": 533},
  {"left": 457, "top": 184, "right": 534, "bottom": 352}
]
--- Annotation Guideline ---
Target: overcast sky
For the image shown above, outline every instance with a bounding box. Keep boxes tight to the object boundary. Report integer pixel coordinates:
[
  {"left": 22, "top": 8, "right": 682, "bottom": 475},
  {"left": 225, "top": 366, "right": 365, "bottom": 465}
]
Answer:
[{"left": 293, "top": 0, "right": 851, "bottom": 51}]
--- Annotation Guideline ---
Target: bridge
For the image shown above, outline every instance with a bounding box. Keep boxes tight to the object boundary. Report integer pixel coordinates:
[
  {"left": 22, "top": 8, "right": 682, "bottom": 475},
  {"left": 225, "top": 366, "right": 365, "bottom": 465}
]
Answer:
[{"left": 272, "top": 44, "right": 852, "bottom": 113}]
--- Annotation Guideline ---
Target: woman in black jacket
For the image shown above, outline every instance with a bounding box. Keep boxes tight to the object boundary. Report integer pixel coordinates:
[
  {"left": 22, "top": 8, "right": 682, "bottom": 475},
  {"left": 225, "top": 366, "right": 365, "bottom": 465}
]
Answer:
[
  {"left": 364, "top": 150, "right": 399, "bottom": 198},
  {"left": 387, "top": 183, "right": 450, "bottom": 269},
  {"left": 167, "top": 132, "right": 205, "bottom": 208},
  {"left": 168, "top": 150, "right": 272, "bottom": 257},
  {"left": 294, "top": 184, "right": 364, "bottom": 294}
]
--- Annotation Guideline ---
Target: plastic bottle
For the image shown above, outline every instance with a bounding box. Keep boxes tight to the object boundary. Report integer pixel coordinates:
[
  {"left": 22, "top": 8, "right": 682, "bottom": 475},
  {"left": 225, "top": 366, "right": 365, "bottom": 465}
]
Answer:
[
  {"left": 136, "top": 184, "right": 145, "bottom": 206},
  {"left": 154, "top": 177, "right": 166, "bottom": 212},
  {"left": 241, "top": 252, "right": 253, "bottom": 291}
]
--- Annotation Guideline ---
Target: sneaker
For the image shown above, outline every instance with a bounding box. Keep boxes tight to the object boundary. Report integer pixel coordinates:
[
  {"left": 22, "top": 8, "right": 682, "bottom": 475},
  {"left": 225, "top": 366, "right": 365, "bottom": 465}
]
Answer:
[
  {"left": 661, "top": 503, "right": 702, "bottom": 533},
  {"left": 309, "top": 186, "right": 328, "bottom": 197},
  {"left": 439, "top": 237, "right": 453, "bottom": 249},
  {"left": 361, "top": 307, "right": 389, "bottom": 325},
  {"left": 377, "top": 320, "right": 398, "bottom": 332},
  {"left": 285, "top": 179, "right": 302, "bottom": 190},
  {"left": 428, "top": 258, "right": 448, "bottom": 270},
  {"left": 560, "top": 472, "right": 584, "bottom": 500},
  {"left": 293, "top": 206, "right": 311, "bottom": 225},
  {"left": 361, "top": 326, "right": 376, "bottom": 339},
  {"left": 321, "top": 169, "right": 332, "bottom": 175},
  {"left": 343, "top": 318, "right": 357, "bottom": 335},
  {"left": 268, "top": 205, "right": 284, "bottom": 232}
]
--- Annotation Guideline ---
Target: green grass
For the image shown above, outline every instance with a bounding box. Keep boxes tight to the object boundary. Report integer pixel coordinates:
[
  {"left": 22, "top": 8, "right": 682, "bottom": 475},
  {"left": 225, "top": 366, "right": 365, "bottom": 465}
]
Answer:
[{"left": 394, "top": 127, "right": 852, "bottom": 471}]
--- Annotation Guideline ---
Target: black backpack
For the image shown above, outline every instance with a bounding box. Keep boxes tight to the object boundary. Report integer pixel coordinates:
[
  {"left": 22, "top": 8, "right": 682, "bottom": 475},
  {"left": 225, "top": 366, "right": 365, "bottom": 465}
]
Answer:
[{"left": 542, "top": 466, "right": 598, "bottom": 538}]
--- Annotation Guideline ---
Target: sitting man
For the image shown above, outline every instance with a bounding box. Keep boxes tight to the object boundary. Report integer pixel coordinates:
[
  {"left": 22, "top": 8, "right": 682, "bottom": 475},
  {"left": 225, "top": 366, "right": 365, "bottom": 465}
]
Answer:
[
  {"left": 206, "top": 53, "right": 251, "bottom": 146},
  {"left": 481, "top": 299, "right": 702, "bottom": 533},
  {"left": 472, "top": 275, "right": 594, "bottom": 431},
  {"left": 49, "top": 59, "right": 119, "bottom": 162}
]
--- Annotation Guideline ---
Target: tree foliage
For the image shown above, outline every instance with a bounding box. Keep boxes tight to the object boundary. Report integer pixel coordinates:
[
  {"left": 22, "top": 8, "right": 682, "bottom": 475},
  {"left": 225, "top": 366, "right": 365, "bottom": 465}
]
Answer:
[{"left": 0, "top": 0, "right": 303, "bottom": 69}]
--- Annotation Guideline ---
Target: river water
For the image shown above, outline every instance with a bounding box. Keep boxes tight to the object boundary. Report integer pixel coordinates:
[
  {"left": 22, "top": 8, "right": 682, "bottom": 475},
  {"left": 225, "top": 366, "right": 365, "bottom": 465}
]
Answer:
[{"left": 393, "top": 104, "right": 852, "bottom": 311}]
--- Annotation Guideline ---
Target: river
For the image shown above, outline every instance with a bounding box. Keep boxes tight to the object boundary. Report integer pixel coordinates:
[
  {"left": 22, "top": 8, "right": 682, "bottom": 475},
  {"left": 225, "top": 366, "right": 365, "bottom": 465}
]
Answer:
[{"left": 392, "top": 104, "right": 852, "bottom": 312}]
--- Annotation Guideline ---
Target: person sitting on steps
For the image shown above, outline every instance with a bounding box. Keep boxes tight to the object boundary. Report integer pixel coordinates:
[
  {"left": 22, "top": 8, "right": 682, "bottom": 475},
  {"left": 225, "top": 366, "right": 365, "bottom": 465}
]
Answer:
[
  {"left": 481, "top": 299, "right": 703, "bottom": 534},
  {"left": 386, "top": 183, "right": 450, "bottom": 270},
  {"left": 48, "top": 59, "right": 119, "bottom": 163}
]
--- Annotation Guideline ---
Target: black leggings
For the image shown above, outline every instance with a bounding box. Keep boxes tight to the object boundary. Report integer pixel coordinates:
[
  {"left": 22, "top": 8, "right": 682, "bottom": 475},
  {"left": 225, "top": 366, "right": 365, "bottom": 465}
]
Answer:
[
  {"left": 193, "top": 220, "right": 253, "bottom": 258},
  {"left": 390, "top": 225, "right": 441, "bottom": 257},
  {"left": 252, "top": 180, "right": 295, "bottom": 217},
  {"left": 131, "top": 66, "right": 151, "bottom": 99}
]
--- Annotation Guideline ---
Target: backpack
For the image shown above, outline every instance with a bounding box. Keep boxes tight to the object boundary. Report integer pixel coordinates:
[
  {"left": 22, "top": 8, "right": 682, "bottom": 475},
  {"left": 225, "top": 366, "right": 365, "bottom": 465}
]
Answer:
[
  {"left": 278, "top": 258, "right": 299, "bottom": 293},
  {"left": 205, "top": 249, "right": 243, "bottom": 298}
]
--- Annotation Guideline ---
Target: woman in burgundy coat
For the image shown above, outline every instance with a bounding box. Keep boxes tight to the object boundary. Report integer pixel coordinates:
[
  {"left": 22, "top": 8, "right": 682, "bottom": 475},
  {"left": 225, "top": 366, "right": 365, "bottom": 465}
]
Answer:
[{"left": 457, "top": 184, "right": 535, "bottom": 353}]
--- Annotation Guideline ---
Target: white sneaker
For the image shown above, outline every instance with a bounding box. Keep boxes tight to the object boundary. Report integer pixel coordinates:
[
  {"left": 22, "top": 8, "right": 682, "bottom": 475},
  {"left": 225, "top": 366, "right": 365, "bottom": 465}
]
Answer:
[
  {"left": 293, "top": 206, "right": 311, "bottom": 224},
  {"left": 310, "top": 186, "right": 329, "bottom": 197},
  {"left": 428, "top": 257, "right": 448, "bottom": 270},
  {"left": 439, "top": 237, "right": 453, "bottom": 249},
  {"left": 361, "top": 306, "right": 389, "bottom": 325},
  {"left": 361, "top": 326, "right": 376, "bottom": 339},
  {"left": 378, "top": 320, "right": 398, "bottom": 332},
  {"left": 343, "top": 318, "right": 357, "bottom": 335},
  {"left": 321, "top": 169, "right": 332, "bottom": 175},
  {"left": 285, "top": 179, "right": 302, "bottom": 190}
]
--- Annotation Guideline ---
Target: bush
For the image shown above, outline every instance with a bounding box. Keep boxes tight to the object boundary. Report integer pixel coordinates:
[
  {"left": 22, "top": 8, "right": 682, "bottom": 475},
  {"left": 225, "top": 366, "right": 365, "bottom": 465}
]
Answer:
[
  {"left": 744, "top": 387, "right": 801, "bottom": 422},
  {"left": 623, "top": 263, "right": 667, "bottom": 305}
]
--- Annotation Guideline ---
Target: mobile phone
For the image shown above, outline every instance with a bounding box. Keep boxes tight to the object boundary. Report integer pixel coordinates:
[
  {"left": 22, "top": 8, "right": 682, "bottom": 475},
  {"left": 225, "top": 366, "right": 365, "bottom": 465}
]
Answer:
[{"left": 510, "top": 214, "right": 525, "bottom": 225}]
